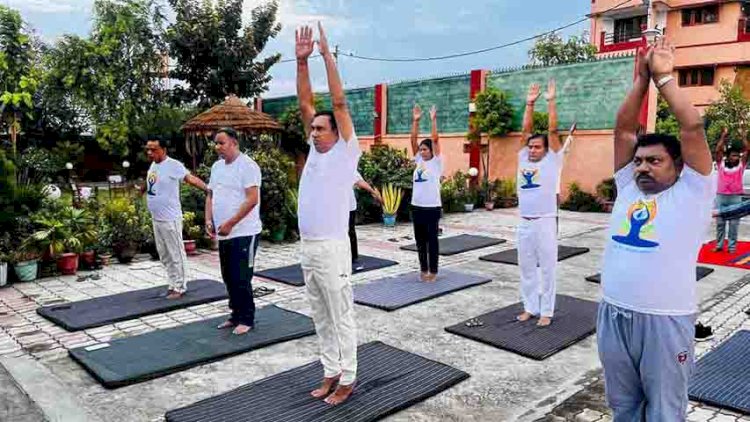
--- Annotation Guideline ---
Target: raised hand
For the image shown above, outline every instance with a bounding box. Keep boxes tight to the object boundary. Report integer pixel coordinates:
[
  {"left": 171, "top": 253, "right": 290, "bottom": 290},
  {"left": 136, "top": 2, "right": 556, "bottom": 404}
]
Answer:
[
  {"left": 295, "top": 26, "right": 314, "bottom": 60},
  {"left": 527, "top": 83, "right": 541, "bottom": 104},
  {"left": 544, "top": 79, "right": 556, "bottom": 101},
  {"left": 637, "top": 45, "right": 653, "bottom": 80},
  {"left": 650, "top": 37, "right": 675, "bottom": 78},
  {"left": 722, "top": 127, "right": 729, "bottom": 137},
  {"left": 412, "top": 104, "right": 422, "bottom": 121},
  {"left": 317, "top": 21, "right": 331, "bottom": 57},
  {"left": 429, "top": 105, "right": 437, "bottom": 121}
]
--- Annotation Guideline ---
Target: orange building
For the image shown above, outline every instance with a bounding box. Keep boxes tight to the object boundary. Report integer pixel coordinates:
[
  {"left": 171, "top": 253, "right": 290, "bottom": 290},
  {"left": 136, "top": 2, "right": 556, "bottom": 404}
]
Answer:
[{"left": 590, "top": 0, "right": 750, "bottom": 118}]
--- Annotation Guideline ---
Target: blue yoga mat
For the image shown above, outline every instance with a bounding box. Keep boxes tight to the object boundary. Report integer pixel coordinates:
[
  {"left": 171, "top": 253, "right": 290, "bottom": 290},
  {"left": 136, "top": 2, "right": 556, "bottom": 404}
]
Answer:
[{"left": 689, "top": 330, "right": 750, "bottom": 414}]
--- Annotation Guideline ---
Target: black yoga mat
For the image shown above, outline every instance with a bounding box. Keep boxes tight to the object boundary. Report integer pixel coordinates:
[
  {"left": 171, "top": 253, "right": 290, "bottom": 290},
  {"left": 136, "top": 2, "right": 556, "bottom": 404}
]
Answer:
[
  {"left": 69, "top": 305, "right": 315, "bottom": 388},
  {"left": 400, "top": 234, "right": 505, "bottom": 256},
  {"left": 37, "top": 279, "right": 227, "bottom": 331},
  {"left": 256, "top": 255, "right": 398, "bottom": 287},
  {"left": 689, "top": 330, "right": 750, "bottom": 414},
  {"left": 479, "top": 246, "right": 589, "bottom": 265},
  {"left": 585, "top": 266, "right": 714, "bottom": 284},
  {"left": 165, "top": 341, "right": 469, "bottom": 422},
  {"left": 445, "top": 295, "right": 598, "bottom": 360},
  {"left": 353, "top": 269, "right": 491, "bottom": 311}
]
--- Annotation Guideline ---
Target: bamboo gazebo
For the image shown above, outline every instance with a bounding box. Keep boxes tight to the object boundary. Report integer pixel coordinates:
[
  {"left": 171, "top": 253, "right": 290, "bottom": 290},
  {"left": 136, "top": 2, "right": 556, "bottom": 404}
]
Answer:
[{"left": 181, "top": 94, "right": 282, "bottom": 169}]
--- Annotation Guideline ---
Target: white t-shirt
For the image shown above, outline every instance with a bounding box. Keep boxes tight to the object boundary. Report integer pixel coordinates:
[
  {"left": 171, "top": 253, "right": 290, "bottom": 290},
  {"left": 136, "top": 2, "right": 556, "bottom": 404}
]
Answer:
[
  {"left": 517, "top": 148, "right": 563, "bottom": 218},
  {"left": 601, "top": 162, "right": 716, "bottom": 315},
  {"left": 349, "top": 171, "right": 364, "bottom": 212},
  {"left": 146, "top": 157, "right": 189, "bottom": 222},
  {"left": 298, "top": 133, "right": 361, "bottom": 240},
  {"left": 208, "top": 154, "right": 262, "bottom": 240},
  {"left": 411, "top": 155, "right": 443, "bottom": 207}
]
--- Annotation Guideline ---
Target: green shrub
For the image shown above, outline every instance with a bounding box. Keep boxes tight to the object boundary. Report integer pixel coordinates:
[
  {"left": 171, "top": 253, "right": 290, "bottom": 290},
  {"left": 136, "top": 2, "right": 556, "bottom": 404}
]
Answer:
[
  {"left": 596, "top": 178, "right": 616, "bottom": 202},
  {"left": 358, "top": 145, "right": 415, "bottom": 222},
  {"left": 561, "top": 182, "right": 603, "bottom": 212},
  {"left": 248, "top": 136, "right": 297, "bottom": 240}
]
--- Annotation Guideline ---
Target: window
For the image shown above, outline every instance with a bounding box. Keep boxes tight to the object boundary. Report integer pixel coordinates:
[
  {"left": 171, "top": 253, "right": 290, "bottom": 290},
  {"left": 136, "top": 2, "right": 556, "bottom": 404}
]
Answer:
[
  {"left": 613, "top": 16, "right": 647, "bottom": 43},
  {"left": 682, "top": 5, "right": 719, "bottom": 26},
  {"left": 678, "top": 67, "right": 715, "bottom": 87}
]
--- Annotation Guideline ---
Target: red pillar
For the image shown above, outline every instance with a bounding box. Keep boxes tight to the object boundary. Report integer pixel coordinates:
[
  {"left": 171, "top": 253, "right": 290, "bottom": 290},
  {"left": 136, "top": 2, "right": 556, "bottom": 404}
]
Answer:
[
  {"left": 373, "top": 84, "right": 387, "bottom": 145},
  {"left": 469, "top": 69, "right": 487, "bottom": 184},
  {"left": 254, "top": 97, "right": 263, "bottom": 112}
]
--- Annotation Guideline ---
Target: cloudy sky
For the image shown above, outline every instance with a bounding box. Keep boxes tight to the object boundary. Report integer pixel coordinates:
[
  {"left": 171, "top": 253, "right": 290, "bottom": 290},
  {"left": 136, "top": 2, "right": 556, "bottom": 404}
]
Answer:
[{"left": 8, "top": 0, "right": 592, "bottom": 98}]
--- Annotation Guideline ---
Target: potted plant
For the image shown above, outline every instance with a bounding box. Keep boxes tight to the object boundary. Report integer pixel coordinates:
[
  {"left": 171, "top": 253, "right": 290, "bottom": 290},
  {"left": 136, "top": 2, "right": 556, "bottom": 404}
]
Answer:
[
  {"left": 378, "top": 184, "right": 403, "bottom": 227},
  {"left": 0, "top": 233, "right": 10, "bottom": 287},
  {"left": 596, "top": 178, "right": 617, "bottom": 213},
  {"left": 182, "top": 212, "right": 202, "bottom": 255},
  {"left": 494, "top": 178, "right": 518, "bottom": 208},
  {"left": 104, "top": 199, "right": 144, "bottom": 263},
  {"left": 482, "top": 179, "right": 495, "bottom": 211},
  {"left": 26, "top": 207, "right": 95, "bottom": 276},
  {"left": 12, "top": 249, "right": 40, "bottom": 282}
]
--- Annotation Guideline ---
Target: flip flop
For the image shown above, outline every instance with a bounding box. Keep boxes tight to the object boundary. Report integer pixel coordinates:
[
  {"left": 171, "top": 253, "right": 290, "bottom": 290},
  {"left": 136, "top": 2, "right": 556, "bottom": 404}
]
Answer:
[
  {"left": 464, "top": 318, "right": 484, "bottom": 328},
  {"left": 252, "top": 286, "right": 276, "bottom": 298}
]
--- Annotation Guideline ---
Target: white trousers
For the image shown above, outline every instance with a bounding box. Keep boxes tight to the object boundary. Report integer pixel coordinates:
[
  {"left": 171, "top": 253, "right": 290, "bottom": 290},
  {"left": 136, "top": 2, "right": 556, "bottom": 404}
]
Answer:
[
  {"left": 300, "top": 238, "right": 358, "bottom": 385},
  {"left": 153, "top": 219, "right": 189, "bottom": 293},
  {"left": 517, "top": 217, "right": 558, "bottom": 317}
]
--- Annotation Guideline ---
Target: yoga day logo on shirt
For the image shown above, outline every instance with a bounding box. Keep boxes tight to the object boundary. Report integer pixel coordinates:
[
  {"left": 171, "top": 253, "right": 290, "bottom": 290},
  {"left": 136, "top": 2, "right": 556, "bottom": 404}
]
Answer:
[
  {"left": 146, "top": 171, "right": 157, "bottom": 196},
  {"left": 519, "top": 168, "right": 540, "bottom": 189},
  {"left": 414, "top": 164, "right": 429, "bottom": 183},
  {"left": 612, "top": 199, "right": 659, "bottom": 248}
]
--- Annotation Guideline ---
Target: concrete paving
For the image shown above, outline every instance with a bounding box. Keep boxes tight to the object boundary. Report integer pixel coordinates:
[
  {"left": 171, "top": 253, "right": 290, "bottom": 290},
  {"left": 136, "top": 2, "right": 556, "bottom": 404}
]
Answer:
[{"left": 0, "top": 208, "right": 748, "bottom": 421}]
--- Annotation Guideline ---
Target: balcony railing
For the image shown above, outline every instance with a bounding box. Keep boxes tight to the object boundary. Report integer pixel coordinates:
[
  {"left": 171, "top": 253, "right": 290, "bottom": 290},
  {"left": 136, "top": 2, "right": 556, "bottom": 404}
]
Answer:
[{"left": 599, "top": 30, "right": 645, "bottom": 53}]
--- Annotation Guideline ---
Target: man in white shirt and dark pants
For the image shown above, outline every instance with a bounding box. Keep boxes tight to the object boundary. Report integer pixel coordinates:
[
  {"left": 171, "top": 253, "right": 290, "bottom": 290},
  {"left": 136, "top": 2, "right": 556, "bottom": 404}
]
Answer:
[
  {"left": 296, "top": 23, "right": 361, "bottom": 406},
  {"left": 515, "top": 79, "right": 562, "bottom": 328},
  {"left": 204, "top": 127, "right": 263, "bottom": 336},
  {"left": 143, "top": 137, "right": 209, "bottom": 299},
  {"left": 598, "top": 38, "right": 715, "bottom": 420}
]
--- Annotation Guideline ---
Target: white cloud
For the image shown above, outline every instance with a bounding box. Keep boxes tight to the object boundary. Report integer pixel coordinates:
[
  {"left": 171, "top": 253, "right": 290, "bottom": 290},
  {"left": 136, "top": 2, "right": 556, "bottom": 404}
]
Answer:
[{"left": 6, "top": 0, "right": 91, "bottom": 14}]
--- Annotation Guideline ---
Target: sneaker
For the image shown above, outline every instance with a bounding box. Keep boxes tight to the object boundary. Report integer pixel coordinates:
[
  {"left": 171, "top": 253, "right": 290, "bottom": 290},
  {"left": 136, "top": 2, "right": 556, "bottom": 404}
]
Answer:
[
  {"left": 729, "top": 247, "right": 737, "bottom": 254},
  {"left": 695, "top": 323, "right": 714, "bottom": 342}
]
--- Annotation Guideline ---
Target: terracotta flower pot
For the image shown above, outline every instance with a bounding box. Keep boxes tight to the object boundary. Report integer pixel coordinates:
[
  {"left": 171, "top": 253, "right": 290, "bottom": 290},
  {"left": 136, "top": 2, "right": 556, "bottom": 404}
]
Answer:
[
  {"left": 99, "top": 253, "right": 112, "bottom": 266},
  {"left": 603, "top": 201, "right": 614, "bottom": 213},
  {"left": 183, "top": 240, "right": 197, "bottom": 256},
  {"left": 56, "top": 253, "right": 79, "bottom": 275},
  {"left": 484, "top": 201, "right": 495, "bottom": 211},
  {"left": 81, "top": 251, "right": 96, "bottom": 267}
]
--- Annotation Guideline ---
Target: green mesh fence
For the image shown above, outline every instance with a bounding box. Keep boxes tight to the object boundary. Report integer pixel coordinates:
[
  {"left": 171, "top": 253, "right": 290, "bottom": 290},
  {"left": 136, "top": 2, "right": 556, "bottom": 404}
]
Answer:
[
  {"left": 262, "top": 89, "right": 373, "bottom": 136},
  {"left": 488, "top": 56, "right": 634, "bottom": 130},
  {"left": 386, "top": 74, "right": 470, "bottom": 135}
]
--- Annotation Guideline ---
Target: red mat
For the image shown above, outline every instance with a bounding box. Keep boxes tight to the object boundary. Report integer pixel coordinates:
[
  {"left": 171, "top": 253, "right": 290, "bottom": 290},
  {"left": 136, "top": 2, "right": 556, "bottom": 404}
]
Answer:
[{"left": 698, "top": 241, "right": 750, "bottom": 269}]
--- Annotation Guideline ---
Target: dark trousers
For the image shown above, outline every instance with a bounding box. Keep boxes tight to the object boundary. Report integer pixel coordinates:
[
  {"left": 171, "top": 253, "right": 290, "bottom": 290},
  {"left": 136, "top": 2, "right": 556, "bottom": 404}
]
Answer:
[
  {"left": 348, "top": 210, "right": 359, "bottom": 263},
  {"left": 218, "top": 235, "right": 259, "bottom": 326},
  {"left": 412, "top": 206, "right": 441, "bottom": 273}
]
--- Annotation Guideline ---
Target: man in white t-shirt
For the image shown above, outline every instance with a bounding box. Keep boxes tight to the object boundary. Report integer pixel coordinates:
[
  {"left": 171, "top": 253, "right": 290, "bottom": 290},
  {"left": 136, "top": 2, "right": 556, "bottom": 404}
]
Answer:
[
  {"left": 598, "top": 38, "right": 715, "bottom": 420},
  {"left": 204, "top": 127, "right": 263, "bottom": 336},
  {"left": 143, "top": 137, "right": 209, "bottom": 299},
  {"left": 515, "top": 79, "right": 563, "bottom": 328},
  {"left": 296, "top": 23, "right": 361, "bottom": 406},
  {"left": 348, "top": 171, "right": 382, "bottom": 269}
]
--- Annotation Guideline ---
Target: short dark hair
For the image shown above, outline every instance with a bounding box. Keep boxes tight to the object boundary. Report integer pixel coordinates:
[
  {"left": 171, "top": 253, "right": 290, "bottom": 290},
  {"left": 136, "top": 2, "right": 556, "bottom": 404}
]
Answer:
[
  {"left": 215, "top": 127, "right": 238, "bottom": 141},
  {"left": 312, "top": 111, "right": 338, "bottom": 132},
  {"left": 636, "top": 133, "right": 682, "bottom": 161},
  {"left": 145, "top": 136, "right": 169, "bottom": 149},
  {"left": 726, "top": 145, "right": 742, "bottom": 155},
  {"left": 419, "top": 138, "right": 433, "bottom": 153},
  {"left": 526, "top": 133, "right": 549, "bottom": 149}
]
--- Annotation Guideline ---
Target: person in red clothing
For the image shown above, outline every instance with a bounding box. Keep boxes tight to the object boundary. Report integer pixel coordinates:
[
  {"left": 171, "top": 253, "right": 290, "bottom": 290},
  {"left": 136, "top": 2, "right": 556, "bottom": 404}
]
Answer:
[{"left": 714, "top": 127, "right": 749, "bottom": 253}]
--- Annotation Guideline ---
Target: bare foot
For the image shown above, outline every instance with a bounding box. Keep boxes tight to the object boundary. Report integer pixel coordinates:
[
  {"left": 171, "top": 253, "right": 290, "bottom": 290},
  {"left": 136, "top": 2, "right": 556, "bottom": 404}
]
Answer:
[
  {"left": 216, "top": 320, "right": 235, "bottom": 329},
  {"left": 311, "top": 375, "right": 340, "bottom": 398},
  {"left": 419, "top": 272, "right": 429, "bottom": 282},
  {"left": 516, "top": 312, "right": 534, "bottom": 322},
  {"left": 537, "top": 316, "right": 552, "bottom": 327},
  {"left": 166, "top": 291, "right": 184, "bottom": 300},
  {"left": 325, "top": 382, "right": 355, "bottom": 405},
  {"left": 232, "top": 324, "right": 253, "bottom": 335},
  {"left": 426, "top": 273, "right": 437, "bottom": 282}
]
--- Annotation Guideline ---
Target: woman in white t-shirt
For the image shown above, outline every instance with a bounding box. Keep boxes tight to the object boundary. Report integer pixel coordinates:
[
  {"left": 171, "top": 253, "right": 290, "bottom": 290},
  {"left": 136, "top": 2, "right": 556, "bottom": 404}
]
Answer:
[{"left": 410, "top": 104, "right": 443, "bottom": 282}]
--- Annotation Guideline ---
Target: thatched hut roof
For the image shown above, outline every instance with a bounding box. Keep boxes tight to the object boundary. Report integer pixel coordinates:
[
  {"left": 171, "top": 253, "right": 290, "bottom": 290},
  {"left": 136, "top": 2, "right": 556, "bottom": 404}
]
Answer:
[{"left": 181, "top": 95, "right": 282, "bottom": 134}]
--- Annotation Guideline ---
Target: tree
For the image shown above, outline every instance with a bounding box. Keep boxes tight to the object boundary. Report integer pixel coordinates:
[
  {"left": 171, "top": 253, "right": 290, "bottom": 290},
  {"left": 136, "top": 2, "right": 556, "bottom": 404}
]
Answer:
[
  {"left": 45, "top": 0, "right": 167, "bottom": 155},
  {"left": 0, "top": 5, "right": 41, "bottom": 158},
  {"left": 655, "top": 95, "right": 680, "bottom": 139},
  {"left": 167, "top": 0, "right": 281, "bottom": 107},
  {"left": 472, "top": 86, "right": 514, "bottom": 138},
  {"left": 529, "top": 32, "right": 597, "bottom": 67},
  {"left": 705, "top": 80, "right": 750, "bottom": 151}
]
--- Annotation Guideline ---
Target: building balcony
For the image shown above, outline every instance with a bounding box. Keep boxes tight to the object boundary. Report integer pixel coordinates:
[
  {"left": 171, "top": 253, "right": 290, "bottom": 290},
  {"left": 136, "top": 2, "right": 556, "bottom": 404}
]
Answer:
[
  {"left": 599, "top": 30, "right": 646, "bottom": 53},
  {"left": 739, "top": 17, "right": 750, "bottom": 42}
]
